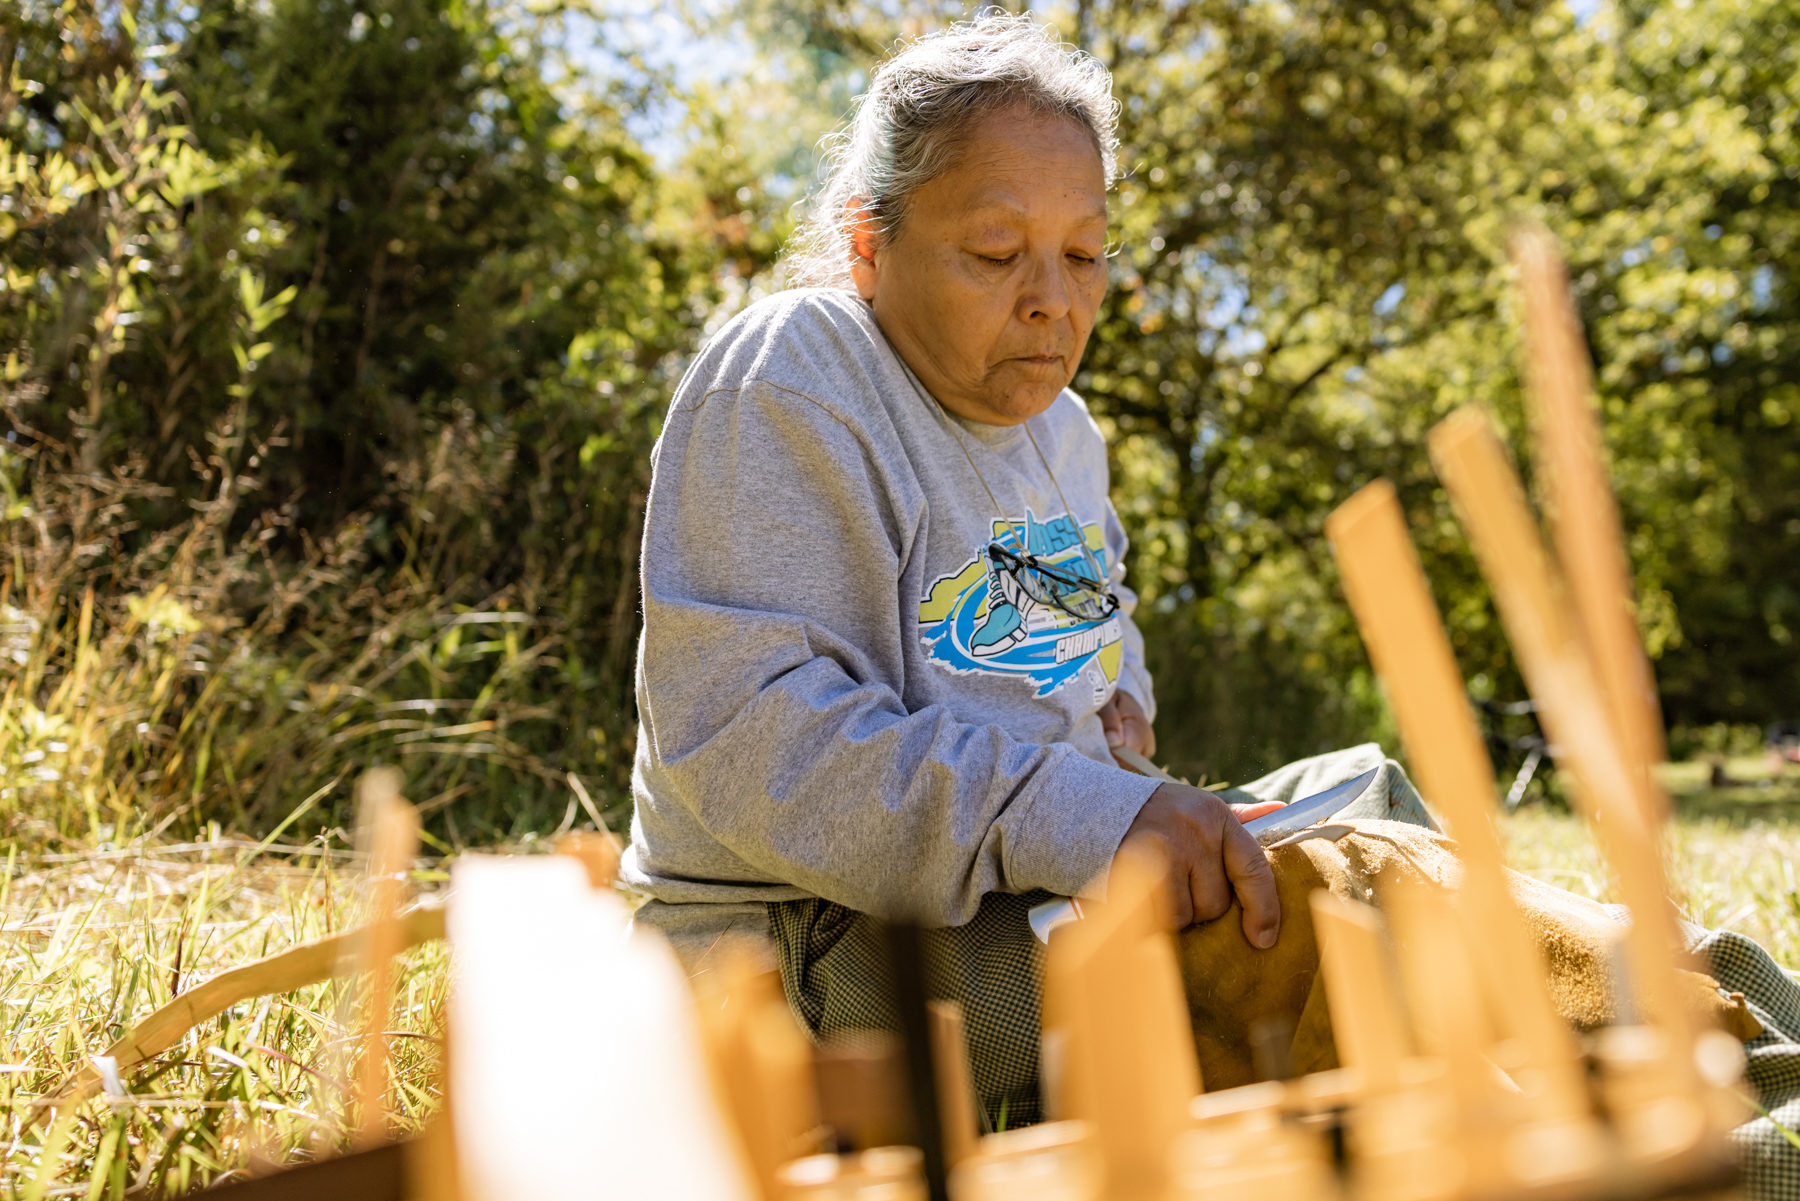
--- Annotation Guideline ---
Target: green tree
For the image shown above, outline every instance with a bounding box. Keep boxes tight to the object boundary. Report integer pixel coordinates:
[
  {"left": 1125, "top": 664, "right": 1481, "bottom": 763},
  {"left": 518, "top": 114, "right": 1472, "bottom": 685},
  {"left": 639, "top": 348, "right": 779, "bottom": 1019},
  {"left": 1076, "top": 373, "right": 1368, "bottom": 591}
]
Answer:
[
  {"left": 1578, "top": 0, "right": 1800, "bottom": 727},
  {"left": 719, "top": 0, "right": 1800, "bottom": 781},
  {"left": 0, "top": 0, "right": 739, "bottom": 843},
  {"left": 1075, "top": 0, "right": 1576, "bottom": 779}
]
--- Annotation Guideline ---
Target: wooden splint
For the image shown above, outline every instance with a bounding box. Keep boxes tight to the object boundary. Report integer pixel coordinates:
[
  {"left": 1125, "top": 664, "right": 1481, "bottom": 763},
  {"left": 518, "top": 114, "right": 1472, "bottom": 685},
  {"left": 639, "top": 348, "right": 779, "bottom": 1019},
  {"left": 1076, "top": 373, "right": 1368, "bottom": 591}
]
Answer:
[{"left": 35, "top": 900, "right": 447, "bottom": 1123}]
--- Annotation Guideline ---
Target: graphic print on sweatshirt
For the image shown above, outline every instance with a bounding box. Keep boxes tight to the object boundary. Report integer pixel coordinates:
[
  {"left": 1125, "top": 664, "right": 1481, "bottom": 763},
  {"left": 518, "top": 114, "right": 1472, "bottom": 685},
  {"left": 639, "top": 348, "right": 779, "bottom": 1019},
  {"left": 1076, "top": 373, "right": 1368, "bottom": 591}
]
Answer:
[{"left": 918, "top": 511, "right": 1123, "bottom": 703}]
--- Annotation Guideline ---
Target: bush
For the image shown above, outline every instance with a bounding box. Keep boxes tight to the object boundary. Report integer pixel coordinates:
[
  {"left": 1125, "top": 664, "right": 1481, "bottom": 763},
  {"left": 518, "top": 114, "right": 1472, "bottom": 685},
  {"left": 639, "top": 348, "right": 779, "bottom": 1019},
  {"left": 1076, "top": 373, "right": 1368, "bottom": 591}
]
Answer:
[{"left": 0, "top": 0, "right": 759, "bottom": 847}]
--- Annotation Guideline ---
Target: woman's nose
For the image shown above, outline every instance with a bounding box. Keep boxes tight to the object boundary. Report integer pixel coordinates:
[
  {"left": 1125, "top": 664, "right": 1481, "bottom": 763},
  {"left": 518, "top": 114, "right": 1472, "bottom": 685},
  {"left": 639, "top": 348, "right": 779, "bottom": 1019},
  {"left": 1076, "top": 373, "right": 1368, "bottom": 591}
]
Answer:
[{"left": 1016, "top": 250, "right": 1073, "bottom": 322}]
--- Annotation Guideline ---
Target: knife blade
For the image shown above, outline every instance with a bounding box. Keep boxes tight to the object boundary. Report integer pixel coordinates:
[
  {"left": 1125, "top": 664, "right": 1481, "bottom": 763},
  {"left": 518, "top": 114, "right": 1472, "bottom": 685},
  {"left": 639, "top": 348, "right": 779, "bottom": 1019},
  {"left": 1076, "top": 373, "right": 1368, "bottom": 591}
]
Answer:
[
  {"left": 1240, "top": 767, "right": 1380, "bottom": 845},
  {"left": 1026, "top": 767, "right": 1381, "bottom": 943}
]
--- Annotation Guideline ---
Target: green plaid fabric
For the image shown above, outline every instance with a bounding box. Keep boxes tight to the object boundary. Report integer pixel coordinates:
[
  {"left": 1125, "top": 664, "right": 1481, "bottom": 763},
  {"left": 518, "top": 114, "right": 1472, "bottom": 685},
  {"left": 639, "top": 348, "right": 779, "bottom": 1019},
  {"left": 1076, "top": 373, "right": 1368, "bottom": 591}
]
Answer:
[
  {"left": 1685, "top": 924, "right": 1800, "bottom": 1199},
  {"left": 768, "top": 887, "right": 1053, "bottom": 1129},
  {"left": 1597, "top": 906, "right": 1800, "bottom": 1198}
]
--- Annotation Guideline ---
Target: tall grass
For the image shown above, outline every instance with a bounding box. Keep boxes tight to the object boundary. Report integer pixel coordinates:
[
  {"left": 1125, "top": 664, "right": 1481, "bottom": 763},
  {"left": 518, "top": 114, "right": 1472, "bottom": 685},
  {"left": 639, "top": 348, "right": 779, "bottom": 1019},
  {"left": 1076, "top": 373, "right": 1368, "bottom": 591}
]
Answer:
[
  {"left": 0, "top": 409, "right": 628, "bottom": 856},
  {"left": 0, "top": 841, "right": 448, "bottom": 1196},
  {"left": 2, "top": 0, "right": 680, "bottom": 855}
]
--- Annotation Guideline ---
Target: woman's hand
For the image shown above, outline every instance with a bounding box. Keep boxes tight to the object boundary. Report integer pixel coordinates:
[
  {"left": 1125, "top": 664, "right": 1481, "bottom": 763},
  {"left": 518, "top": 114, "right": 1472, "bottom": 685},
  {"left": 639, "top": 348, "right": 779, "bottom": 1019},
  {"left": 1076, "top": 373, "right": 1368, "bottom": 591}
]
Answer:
[
  {"left": 1114, "top": 782, "right": 1285, "bottom": 946},
  {"left": 1099, "top": 689, "right": 1155, "bottom": 757}
]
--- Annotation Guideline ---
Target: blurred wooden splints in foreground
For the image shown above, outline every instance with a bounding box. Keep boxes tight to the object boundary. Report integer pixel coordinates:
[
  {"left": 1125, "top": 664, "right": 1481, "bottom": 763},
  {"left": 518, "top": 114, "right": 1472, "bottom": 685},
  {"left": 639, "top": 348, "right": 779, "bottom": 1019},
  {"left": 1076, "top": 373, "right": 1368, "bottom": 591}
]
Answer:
[
  {"left": 1326, "top": 480, "right": 1605, "bottom": 1178},
  {"left": 33, "top": 791, "right": 630, "bottom": 1131},
  {"left": 351, "top": 768, "right": 421, "bottom": 1150},
  {"left": 1425, "top": 400, "right": 1744, "bottom": 1173},
  {"left": 1095, "top": 224, "right": 1747, "bottom": 1200},
  {"left": 1511, "top": 227, "right": 1669, "bottom": 803},
  {"left": 1044, "top": 842, "right": 1198, "bottom": 1201}
]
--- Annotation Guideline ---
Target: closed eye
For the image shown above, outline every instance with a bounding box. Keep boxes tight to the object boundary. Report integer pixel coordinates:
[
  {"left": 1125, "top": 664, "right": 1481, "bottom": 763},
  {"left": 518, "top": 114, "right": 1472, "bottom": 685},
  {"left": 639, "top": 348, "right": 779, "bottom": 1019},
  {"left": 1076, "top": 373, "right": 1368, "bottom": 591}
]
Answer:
[{"left": 978, "top": 253, "right": 1018, "bottom": 266}]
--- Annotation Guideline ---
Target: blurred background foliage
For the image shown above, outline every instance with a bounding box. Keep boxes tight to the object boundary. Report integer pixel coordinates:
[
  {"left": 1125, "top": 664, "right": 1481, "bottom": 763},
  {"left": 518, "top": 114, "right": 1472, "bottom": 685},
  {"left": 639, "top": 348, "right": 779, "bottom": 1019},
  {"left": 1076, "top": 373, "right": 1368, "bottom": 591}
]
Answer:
[{"left": 2, "top": 0, "right": 1797, "bottom": 844}]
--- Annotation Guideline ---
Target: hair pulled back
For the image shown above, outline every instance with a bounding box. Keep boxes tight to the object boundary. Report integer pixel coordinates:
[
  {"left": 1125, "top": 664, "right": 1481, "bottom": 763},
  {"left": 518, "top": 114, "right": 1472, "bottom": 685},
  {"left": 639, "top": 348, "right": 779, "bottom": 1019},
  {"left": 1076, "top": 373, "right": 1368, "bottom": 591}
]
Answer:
[{"left": 784, "top": 12, "right": 1119, "bottom": 289}]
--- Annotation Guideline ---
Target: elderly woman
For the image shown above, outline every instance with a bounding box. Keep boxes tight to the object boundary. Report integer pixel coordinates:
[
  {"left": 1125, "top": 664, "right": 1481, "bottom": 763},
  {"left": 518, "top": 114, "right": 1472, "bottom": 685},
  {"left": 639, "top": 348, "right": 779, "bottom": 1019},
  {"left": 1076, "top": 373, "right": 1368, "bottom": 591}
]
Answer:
[{"left": 623, "top": 15, "right": 1431, "bottom": 1124}]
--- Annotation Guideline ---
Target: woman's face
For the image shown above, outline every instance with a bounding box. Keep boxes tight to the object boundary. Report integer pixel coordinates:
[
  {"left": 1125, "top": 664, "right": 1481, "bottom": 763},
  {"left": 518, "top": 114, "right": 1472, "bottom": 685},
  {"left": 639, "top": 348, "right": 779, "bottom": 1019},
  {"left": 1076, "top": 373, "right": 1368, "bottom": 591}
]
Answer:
[{"left": 850, "top": 106, "right": 1110, "bottom": 426}]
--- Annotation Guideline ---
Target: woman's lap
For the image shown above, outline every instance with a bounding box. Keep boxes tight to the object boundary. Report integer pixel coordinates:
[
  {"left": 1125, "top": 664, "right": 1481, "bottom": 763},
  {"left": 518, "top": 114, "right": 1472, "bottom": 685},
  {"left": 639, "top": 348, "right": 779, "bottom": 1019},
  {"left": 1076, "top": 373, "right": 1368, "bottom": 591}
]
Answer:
[
  {"left": 763, "top": 744, "right": 1437, "bottom": 1129},
  {"left": 766, "top": 889, "right": 1050, "bottom": 1127}
]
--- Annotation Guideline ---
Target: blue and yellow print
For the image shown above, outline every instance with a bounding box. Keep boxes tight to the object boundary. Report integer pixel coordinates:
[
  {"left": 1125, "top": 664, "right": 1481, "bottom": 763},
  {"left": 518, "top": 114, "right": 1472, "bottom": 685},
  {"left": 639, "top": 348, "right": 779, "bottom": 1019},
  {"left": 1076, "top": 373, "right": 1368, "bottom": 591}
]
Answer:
[{"left": 918, "top": 511, "right": 1124, "bottom": 703}]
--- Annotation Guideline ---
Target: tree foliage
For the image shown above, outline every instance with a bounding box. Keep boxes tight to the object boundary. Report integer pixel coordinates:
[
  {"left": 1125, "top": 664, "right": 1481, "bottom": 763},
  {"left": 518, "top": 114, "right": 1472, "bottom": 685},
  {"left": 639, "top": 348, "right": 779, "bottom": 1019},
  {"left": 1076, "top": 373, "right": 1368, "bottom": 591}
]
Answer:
[
  {"left": 0, "top": 0, "right": 754, "bottom": 844},
  {"left": 1078, "top": 0, "right": 1800, "bottom": 778},
  {"left": 724, "top": 0, "right": 1800, "bottom": 780},
  {"left": 4, "top": 0, "right": 1798, "bottom": 837}
]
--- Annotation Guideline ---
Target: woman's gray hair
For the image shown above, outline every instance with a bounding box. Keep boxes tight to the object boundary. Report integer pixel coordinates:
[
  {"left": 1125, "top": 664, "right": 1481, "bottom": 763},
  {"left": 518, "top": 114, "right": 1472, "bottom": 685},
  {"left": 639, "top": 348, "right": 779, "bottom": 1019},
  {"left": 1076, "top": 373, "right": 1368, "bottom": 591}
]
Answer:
[{"left": 784, "top": 12, "right": 1119, "bottom": 289}]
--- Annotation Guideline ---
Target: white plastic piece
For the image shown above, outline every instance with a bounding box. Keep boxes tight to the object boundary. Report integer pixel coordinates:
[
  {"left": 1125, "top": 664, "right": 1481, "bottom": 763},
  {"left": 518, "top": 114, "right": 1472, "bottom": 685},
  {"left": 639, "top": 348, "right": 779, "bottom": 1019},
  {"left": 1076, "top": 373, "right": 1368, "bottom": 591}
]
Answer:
[
  {"left": 1029, "top": 896, "right": 1085, "bottom": 945},
  {"left": 448, "top": 855, "right": 756, "bottom": 1201}
]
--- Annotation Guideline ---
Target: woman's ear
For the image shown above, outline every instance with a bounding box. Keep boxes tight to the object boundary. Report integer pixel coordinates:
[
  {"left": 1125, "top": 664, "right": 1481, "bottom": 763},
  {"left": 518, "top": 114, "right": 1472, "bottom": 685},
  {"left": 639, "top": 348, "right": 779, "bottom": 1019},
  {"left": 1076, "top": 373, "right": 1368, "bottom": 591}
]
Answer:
[{"left": 845, "top": 201, "right": 880, "bottom": 300}]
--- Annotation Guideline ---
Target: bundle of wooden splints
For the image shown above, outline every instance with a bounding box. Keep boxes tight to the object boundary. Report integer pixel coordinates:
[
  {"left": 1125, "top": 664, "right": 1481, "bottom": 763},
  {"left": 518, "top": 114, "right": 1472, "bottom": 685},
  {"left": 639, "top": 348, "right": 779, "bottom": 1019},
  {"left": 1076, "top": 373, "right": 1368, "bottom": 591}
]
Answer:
[{"left": 33, "top": 228, "right": 1751, "bottom": 1201}]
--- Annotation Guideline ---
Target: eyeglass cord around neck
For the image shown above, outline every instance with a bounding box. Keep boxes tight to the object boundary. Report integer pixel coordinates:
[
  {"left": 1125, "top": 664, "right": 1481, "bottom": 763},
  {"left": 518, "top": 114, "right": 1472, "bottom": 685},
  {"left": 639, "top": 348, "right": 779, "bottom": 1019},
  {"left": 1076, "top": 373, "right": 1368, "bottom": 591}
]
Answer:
[{"left": 885, "top": 339, "right": 1112, "bottom": 593}]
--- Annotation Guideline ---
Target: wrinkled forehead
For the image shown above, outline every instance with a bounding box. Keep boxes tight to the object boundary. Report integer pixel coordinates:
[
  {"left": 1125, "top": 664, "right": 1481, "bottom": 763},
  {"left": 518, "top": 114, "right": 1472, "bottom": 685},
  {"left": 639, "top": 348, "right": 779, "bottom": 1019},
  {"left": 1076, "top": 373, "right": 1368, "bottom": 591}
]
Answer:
[
  {"left": 929, "top": 111, "right": 1112, "bottom": 226},
  {"left": 953, "top": 190, "right": 1110, "bottom": 229}
]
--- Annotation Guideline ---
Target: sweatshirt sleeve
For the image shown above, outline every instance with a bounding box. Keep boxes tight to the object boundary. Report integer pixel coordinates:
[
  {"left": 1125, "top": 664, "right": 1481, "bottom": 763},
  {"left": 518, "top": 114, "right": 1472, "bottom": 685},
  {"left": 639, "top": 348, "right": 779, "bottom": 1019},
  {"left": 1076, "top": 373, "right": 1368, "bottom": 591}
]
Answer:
[{"left": 636, "top": 381, "right": 1159, "bottom": 927}]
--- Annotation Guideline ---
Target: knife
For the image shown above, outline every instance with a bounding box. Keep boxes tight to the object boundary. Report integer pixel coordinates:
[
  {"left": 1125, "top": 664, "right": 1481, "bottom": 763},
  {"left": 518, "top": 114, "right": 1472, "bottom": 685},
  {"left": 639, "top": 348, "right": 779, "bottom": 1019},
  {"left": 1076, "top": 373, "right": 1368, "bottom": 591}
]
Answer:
[
  {"left": 1240, "top": 766, "right": 1380, "bottom": 846},
  {"left": 1027, "top": 766, "right": 1381, "bottom": 943}
]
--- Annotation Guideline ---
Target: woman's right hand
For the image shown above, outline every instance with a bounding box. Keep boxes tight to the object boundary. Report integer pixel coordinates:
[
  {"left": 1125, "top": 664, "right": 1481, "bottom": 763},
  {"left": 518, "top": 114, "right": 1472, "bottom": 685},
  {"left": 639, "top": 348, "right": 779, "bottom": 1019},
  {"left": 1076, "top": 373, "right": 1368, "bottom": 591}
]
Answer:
[{"left": 1114, "top": 783, "right": 1284, "bottom": 948}]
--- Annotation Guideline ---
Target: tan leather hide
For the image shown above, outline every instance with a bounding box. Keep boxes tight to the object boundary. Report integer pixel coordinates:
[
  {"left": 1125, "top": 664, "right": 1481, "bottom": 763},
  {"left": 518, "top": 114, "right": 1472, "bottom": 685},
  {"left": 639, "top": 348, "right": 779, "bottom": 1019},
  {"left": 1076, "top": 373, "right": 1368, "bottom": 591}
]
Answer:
[{"left": 1175, "top": 819, "right": 1762, "bottom": 1093}]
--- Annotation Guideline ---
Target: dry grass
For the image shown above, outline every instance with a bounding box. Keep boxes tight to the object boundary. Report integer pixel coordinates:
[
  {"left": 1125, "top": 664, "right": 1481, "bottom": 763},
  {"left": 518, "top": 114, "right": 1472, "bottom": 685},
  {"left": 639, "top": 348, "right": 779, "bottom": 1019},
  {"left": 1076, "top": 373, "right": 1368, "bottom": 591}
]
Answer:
[
  {"left": 0, "top": 841, "right": 449, "bottom": 1196},
  {"left": 3, "top": 759, "right": 1796, "bottom": 1195}
]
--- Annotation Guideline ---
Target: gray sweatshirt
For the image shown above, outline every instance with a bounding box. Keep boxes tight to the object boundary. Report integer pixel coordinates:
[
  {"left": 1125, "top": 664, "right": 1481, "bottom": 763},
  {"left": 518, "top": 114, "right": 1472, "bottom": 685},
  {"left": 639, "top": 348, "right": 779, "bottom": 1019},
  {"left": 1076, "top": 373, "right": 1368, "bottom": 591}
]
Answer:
[{"left": 621, "top": 289, "right": 1162, "bottom": 927}]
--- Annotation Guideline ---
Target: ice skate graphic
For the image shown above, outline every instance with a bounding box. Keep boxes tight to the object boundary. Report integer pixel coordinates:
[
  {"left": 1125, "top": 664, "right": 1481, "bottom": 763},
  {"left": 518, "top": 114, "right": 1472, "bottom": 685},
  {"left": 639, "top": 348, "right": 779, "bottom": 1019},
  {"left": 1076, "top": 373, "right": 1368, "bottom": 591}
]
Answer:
[
  {"left": 968, "top": 561, "right": 1031, "bottom": 657},
  {"left": 918, "top": 510, "right": 1126, "bottom": 698}
]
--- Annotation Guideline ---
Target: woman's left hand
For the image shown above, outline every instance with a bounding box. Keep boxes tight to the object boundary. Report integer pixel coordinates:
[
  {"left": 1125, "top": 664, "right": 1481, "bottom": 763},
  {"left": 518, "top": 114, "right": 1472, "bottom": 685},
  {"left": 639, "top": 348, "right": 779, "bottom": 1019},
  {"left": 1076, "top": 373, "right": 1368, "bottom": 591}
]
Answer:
[{"left": 1099, "top": 689, "right": 1155, "bottom": 758}]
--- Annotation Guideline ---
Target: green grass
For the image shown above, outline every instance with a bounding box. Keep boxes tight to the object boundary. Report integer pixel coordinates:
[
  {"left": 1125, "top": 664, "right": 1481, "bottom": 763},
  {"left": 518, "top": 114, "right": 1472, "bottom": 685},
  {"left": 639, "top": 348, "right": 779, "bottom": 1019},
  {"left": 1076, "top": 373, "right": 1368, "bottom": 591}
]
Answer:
[
  {"left": 1500, "top": 757, "right": 1800, "bottom": 973},
  {"left": 3, "top": 760, "right": 1796, "bottom": 1195},
  {"left": 0, "top": 841, "right": 450, "bottom": 1196}
]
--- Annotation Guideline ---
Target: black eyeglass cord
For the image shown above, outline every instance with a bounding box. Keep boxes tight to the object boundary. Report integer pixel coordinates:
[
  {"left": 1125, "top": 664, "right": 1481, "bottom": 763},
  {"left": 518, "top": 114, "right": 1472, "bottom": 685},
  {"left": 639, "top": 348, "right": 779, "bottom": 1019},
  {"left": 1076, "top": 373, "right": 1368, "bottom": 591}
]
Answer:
[{"left": 885, "top": 339, "right": 1115, "bottom": 596}]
